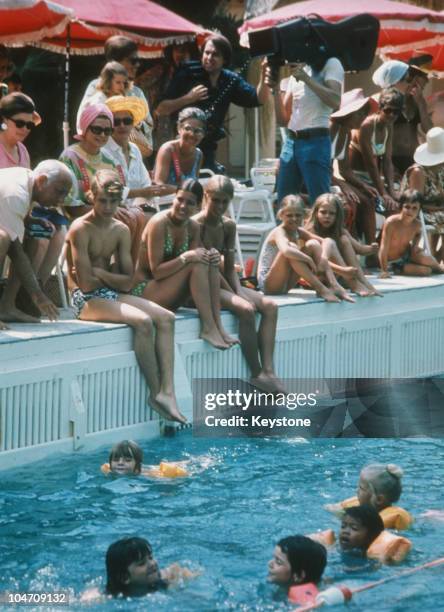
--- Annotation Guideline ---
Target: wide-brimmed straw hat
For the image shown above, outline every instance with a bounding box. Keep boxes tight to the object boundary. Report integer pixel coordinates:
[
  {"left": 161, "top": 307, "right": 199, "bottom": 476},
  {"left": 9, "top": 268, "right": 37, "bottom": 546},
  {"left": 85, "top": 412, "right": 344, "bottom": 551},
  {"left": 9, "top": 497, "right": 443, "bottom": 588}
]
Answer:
[
  {"left": 373, "top": 60, "right": 409, "bottom": 88},
  {"left": 331, "top": 88, "right": 375, "bottom": 119},
  {"left": 105, "top": 95, "right": 147, "bottom": 126},
  {"left": 414, "top": 127, "right": 444, "bottom": 167}
]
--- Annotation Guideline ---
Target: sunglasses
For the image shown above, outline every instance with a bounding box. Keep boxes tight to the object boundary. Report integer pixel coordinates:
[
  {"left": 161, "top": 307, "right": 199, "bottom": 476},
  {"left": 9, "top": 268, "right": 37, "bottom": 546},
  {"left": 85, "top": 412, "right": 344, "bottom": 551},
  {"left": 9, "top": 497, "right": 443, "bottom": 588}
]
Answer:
[
  {"left": 113, "top": 117, "right": 134, "bottom": 127},
  {"left": 382, "top": 106, "right": 401, "bottom": 116},
  {"left": 8, "top": 117, "right": 35, "bottom": 130},
  {"left": 88, "top": 125, "right": 113, "bottom": 136}
]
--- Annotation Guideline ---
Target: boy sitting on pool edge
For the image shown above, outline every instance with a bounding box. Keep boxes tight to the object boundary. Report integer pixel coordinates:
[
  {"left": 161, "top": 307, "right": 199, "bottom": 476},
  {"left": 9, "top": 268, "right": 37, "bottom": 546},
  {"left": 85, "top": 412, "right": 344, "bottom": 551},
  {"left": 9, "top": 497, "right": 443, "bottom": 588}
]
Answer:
[{"left": 379, "top": 189, "right": 444, "bottom": 278}]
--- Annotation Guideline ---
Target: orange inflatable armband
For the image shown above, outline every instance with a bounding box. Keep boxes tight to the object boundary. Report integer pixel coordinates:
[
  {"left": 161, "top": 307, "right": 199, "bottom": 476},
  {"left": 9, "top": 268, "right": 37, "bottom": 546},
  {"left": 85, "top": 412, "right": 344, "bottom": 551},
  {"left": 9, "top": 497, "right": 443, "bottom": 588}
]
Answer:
[
  {"left": 367, "top": 530, "right": 411, "bottom": 564},
  {"left": 159, "top": 461, "right": 188, "bottom": 478},
  {"left": 307, "top": 529, "right": 336, "bottom": 548},
  {"left": 101, "top": 462, "right": 111, "bottom": 474},
  {"left": 288, "top": 582, "right": 319, "bottom": 605},
  {"left": 380, "top": 506, "right": 413, "bottom": 530}
]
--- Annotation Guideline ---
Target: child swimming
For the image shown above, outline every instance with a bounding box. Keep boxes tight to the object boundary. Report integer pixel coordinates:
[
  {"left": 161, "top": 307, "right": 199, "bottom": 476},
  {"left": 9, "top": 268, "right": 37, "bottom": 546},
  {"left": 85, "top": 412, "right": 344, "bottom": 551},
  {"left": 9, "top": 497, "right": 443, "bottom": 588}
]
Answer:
[
  {"left": 339, "top": 505, "right": 384, "bottom": 554},
  {"left": 102, "top": 440, "right": 189, "bottom": 478},
  {"left": 268, "top": 535, "right": 327, "bottom": 604},
  {"left": 326, "top": 463, "right": 413, "bottom": 530},
  {"left": 257, "top": 195, "right": 354, "bottom": 302},
  {"left": 379, "top": 189, "right": 444, "bottom": 277},
  {"left": 105, "top": 537, "right": 196, "bottom": 598},
  {"left": 305, "top": 193, "right": 381, "bottom": 296}
]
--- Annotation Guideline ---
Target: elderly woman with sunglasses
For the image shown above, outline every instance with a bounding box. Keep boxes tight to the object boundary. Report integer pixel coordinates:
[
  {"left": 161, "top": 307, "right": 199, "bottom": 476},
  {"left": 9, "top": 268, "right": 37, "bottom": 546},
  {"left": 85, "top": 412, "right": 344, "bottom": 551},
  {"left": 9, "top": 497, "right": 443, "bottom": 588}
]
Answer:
[
  {"left": 0, "top": 92, "right": 40, "bottom": 169},
  {"left": 349, "top": 87, "right": 404, "bottom": 213},
  {"left": 154, "top": 107, "right": 206, "bottom": 188}
]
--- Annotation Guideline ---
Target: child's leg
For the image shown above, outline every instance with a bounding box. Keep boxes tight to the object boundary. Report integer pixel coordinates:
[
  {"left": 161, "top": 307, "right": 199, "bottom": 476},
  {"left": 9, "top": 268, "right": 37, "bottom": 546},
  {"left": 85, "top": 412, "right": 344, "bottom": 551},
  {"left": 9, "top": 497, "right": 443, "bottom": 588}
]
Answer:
[
  {"left": 410, "top": 248, "right": 444, "bottom": 273},
  {"left": 304, "top": 239, "right": 355, "bottom": 302},
  {"left": 81, "top": 296, "right": 185, "bottom": 423},
  {"left": 144, "top": 263, "right": 230, "bottom": 349},
  {"left": 209, "top": 265, "right": 238, "bottom": 346},
  {"left": 119, "top": 294, "right": 186, "bottom": 424},
  {"left": 338, "top": 234, "right": 381, "bottom": 296}
]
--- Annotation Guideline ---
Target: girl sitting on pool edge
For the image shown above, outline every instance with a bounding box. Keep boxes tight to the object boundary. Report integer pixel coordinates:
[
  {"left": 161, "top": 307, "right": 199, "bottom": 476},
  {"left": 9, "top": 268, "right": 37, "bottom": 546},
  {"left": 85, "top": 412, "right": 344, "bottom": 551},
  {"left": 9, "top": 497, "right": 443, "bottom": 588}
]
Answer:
[{"left": 101, "top": 440, "right": 189, "bottom": 478}]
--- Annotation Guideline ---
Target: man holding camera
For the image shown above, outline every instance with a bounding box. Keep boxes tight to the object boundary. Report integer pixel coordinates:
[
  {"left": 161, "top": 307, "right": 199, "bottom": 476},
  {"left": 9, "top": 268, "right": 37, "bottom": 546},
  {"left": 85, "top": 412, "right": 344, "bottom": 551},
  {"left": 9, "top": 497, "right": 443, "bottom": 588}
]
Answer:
[
  {"left": 267, "top": 53, "right": 344, "bottom": 205},
  {"left": 156, "top": 34, "right": 269, "bottom": 173}
]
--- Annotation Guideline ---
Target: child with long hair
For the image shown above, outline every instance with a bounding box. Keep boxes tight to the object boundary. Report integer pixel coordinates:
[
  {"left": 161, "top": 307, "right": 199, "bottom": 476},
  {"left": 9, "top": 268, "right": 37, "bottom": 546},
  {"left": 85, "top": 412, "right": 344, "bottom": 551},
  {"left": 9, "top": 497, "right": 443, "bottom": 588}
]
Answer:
[
  {"left": 305, "top": 193, "right": 381, "bottom": 297},
  {"left": 257, "top": 195, "right": 355, "bottom": 302}
]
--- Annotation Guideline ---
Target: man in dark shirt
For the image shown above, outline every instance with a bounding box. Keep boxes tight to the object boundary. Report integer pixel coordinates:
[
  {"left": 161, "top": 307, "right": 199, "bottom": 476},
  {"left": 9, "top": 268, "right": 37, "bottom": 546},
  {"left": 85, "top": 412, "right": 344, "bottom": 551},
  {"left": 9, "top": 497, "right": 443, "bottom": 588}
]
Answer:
[{"left": 156, "top": 34, "right": 269, "bottom": 172}]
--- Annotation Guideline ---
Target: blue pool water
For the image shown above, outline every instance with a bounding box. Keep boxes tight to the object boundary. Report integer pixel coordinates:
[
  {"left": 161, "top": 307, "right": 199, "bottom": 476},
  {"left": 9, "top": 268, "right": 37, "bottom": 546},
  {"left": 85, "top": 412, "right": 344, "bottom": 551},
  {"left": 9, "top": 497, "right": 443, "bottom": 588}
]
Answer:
[{"left": 1, "top": 435, "right": 443, "bottom": 611}]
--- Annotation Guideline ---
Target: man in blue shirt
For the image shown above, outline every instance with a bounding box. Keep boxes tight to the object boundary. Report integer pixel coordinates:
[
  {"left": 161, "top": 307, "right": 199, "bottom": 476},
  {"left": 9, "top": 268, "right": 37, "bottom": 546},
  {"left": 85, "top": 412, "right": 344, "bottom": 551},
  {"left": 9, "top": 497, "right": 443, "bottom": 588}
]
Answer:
[{"left": 156, "top": 34, "right": 269, "bottom": 172}]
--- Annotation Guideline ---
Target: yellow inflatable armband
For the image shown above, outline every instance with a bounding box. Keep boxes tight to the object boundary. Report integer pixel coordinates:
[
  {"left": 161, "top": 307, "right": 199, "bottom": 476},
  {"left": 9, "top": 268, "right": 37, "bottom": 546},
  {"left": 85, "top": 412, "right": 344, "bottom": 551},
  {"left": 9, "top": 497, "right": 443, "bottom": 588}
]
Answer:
[
  {"left": 159, "top": 461, "right": 188, "bottom": 478},
  {"left": 380, "top": 506, "right": 413, "bottom": 530},
  {"left": 367, "top": 530, "right": 411, "bottom": 564}
]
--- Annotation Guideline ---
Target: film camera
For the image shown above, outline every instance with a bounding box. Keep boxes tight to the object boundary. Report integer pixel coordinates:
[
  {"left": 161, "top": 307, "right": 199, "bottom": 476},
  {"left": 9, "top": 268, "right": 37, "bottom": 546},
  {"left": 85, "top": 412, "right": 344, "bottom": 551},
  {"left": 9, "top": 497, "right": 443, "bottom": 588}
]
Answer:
[{"left": 248, "top": 13, "right": 380, "bottom": 73}]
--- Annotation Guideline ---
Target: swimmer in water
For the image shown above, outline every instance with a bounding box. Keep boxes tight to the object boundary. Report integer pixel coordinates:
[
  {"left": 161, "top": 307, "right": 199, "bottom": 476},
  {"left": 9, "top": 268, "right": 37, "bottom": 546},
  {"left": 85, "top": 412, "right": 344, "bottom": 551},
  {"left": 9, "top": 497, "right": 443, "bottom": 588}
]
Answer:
[
  {"left": 339, "top": 505, "right": 384, "bottom": 555},
  {"left": 102, "top": 440, "right": 188, "bottom": 478}
]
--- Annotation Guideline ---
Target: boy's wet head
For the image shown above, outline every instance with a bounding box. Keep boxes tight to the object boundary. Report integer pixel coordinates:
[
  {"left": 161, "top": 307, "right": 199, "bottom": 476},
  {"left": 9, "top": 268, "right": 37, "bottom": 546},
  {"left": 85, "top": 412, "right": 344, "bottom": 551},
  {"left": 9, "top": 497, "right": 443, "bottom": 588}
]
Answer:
[
  {"left": 399, "top": 189, "right": 422, "bottom": 219},
  {"left": 204, "top": 175, "right": 234, "bottom": 217},
  {"left": 340, "top": 505, "right": 384, "bottom": 552},
  {"left": 90, "top": 169, "right": 123, "bottom": 210},
  {"left": 268, "top": 535, "right": 327, "bottom": 586},
  {"left": 109, "top": 440, "right": 143, "bottom": 475}
]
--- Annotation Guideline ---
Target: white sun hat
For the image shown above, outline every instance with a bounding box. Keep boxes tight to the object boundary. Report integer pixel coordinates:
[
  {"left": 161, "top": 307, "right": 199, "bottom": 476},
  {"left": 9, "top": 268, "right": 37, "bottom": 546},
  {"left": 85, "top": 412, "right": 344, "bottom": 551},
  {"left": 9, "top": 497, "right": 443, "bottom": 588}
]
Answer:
[
  {"left": 414, "top": 127, "right": 444, "bottom": 167},
  {"left": 372, "top": 60, "right": 409, "bottom": 88}
]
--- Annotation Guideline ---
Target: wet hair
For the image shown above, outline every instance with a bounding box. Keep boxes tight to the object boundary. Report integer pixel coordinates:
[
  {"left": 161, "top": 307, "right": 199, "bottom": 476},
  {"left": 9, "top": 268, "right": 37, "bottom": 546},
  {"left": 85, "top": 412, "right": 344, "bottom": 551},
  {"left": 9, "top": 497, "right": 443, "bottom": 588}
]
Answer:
[
  {"left": 344, "top": 505, "right": 384, "bottom": 547},
  {"left": 0, "top": 92, "right": 37, "bottom": 121},
  {"left": 90, "top": 169, "right": 123, "bottom": 198},
  {"left": 104, "top": 36, "right": 138, "bottom": 62},
  {"left": 177, "top": 107, "right": 207, "bottom": 130},
  {"left": 201, "top": 34, "right": 232, "bottom": 67},
  {"left": 360, "top": 463, "right": 403, "bottom": 504},
  {"left": 106, "top": 537, "right": 158, "bottom": 597},
  {"left": 204, "top": 174, "right": 234, "bottom": 199},
  {"left": 277, "top": 195, "right": 305, "bottom": 221},
  {"left": 177, "top": 178, "right": 204, "bottom": 205},
  {"left": 379, "top": 87, "right": 404, "bottom": 112},
  {"left": 97, "top": 61, "right": 128, "bottom": 96},
  {"left": 277, "top": 535, "right": 327, "bottom": 584},
  {"left": 399, "top": 189, "right": 423, "bottom": 209},
  {"left": 306, "top": 193, "right": 345, "bottom": 241},
  {"left": 109, "top": 440, "right": 143, "bottom": 474}
]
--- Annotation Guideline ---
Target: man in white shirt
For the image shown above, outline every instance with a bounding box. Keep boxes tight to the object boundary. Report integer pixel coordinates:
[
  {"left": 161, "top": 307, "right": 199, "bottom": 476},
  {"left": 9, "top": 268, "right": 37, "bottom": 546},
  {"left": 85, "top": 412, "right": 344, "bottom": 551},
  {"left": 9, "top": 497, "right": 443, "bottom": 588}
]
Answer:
[
  {"left": 0, "top": 161, "right": 72, "bottom": 327},
  {"left": 268, "top": 55, "right": 344, "bottom": 205},
  {"left": 77, "top": 36, "right": 153, "bottom": 154}
]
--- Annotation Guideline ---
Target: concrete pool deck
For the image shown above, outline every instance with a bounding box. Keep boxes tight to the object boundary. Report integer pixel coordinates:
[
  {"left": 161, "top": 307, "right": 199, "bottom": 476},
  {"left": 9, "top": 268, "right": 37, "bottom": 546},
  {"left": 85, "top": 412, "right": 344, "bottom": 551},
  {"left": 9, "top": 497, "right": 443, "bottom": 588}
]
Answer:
[{"left": 1, "top": 272, "right": 444, "bottom": 469}]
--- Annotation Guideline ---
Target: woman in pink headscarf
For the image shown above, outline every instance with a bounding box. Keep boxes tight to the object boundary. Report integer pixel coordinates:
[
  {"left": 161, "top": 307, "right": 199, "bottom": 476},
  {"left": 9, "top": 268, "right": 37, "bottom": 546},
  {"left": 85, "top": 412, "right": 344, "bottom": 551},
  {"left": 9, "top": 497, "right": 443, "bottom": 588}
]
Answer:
[{"left": 60, "top": 103, "right": 146, "bottom": 262}]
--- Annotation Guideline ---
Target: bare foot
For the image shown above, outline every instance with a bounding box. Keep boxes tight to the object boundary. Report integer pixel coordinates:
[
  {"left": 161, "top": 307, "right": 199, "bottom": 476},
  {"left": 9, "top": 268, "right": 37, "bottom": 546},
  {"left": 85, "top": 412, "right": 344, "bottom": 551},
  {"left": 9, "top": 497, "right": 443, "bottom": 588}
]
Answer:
[
  {"left": 333, "top": 287, "right": 355, "bottom": 303},
  {"left": 318, "top": 288, "right": 340, "bottom": 303},
  {"left": 250, "top": 372, "right": 286, "bottom": 394},
  {"left": 149, "top": 393, "right": 187, "bottom": 425},
  {"left": 200, "top": 329, "right": 230, "bottom": 350},
  {"left": 338, "top": 266, "right": 358, "bottom": 281},
  {"left": 220, "top": 332, "right": 240, "bottom": 346},
  {"left": 0, "top": 319, "right": 9, "bottom": 330},
  {"left": 0, "top": 307, "right": 40, "bottom": 323}
]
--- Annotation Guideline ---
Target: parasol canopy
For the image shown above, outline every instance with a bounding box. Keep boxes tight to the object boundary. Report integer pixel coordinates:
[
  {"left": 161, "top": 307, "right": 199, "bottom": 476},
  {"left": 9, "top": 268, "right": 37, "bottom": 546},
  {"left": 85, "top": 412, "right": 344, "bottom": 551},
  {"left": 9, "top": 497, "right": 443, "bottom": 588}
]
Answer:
[
  {"left": 239, "top": 0, "right": 444, "bottom": 73},
  {"left": 0, "top": 0, "right": 73, "bottom": 46}
]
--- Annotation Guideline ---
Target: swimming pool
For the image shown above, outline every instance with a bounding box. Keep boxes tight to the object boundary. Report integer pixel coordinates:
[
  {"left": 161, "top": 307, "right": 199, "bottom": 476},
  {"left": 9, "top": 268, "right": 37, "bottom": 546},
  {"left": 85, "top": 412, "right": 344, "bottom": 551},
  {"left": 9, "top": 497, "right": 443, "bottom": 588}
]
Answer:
[{"left": 1, "top": 435, "right": 443, "bottom": 611}]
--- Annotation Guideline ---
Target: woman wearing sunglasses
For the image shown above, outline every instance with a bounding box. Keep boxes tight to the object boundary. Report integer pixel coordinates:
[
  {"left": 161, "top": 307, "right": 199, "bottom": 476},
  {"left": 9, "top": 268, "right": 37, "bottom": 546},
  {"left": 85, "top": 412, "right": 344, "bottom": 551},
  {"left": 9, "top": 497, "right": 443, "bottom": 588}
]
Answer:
[
  {"left": 0, "top": 92, "right": 41, "bottom": 169},
  {"left": 154, "top": 107, "right": 206, "bottom": 188},
  {"left": 349, "top": 87, "right": 404, "bottom": 213}
]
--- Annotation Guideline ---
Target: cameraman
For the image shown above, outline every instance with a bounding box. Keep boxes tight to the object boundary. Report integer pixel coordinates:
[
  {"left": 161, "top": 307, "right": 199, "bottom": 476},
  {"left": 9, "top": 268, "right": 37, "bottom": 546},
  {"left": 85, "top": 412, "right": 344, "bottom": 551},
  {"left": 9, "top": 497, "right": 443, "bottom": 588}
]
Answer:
[
  {"left": 267, "top": 53, "right": 344, "bottom": 205},
  {"left": 156, "top": 34, "right": 269, "bottom": 173}
]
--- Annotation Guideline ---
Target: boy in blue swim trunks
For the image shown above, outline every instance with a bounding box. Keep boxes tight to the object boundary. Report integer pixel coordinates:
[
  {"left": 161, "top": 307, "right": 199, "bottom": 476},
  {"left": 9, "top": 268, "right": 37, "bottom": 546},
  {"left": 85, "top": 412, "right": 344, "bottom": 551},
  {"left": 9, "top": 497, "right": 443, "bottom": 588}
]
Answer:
[
  {"left": 379, "top": 189, "right": 444, "bottom": 277},
  {"left": 65, "top": 169, "right": 186, "bottom": 424}
]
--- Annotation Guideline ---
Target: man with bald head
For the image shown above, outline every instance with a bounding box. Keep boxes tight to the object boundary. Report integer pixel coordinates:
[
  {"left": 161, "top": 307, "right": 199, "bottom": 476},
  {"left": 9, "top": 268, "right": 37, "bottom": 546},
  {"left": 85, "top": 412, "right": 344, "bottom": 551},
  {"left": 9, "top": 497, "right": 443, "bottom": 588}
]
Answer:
[{"left": 0, "top": 160, "right": 72, "bottom": 328}]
